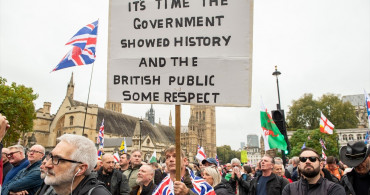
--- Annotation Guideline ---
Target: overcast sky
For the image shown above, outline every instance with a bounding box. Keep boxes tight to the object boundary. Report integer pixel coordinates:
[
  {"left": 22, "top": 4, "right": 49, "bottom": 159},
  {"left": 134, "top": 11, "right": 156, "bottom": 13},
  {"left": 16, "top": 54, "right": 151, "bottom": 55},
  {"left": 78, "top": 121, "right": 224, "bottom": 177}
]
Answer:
[{"left": 1, "top": 0, "right": 369, "bottom": 150}]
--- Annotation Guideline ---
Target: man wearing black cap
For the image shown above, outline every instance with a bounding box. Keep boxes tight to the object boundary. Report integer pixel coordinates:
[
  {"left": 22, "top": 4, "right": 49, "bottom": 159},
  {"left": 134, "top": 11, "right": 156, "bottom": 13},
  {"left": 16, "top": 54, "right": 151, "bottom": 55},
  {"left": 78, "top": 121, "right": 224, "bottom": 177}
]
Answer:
[
  {"left": 339, "top": 141, "right": 370, "bottom": 195},
  {"left": 202, "top": 158, "right": 218, "bottom": 167}
]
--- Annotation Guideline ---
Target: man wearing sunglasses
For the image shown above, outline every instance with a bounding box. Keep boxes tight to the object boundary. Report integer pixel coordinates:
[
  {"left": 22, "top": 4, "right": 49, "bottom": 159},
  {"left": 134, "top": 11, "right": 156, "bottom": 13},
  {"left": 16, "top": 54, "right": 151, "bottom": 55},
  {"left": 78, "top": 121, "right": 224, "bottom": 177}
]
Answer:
[
  {"left": 2, "top": 144, "right": 45, "bottom": 195},
  {"left": 44, "top": 134, "right": 111, "bottom": 195},
  {"left": 282, "top": 148, "right": 345, "bottom": 195}
]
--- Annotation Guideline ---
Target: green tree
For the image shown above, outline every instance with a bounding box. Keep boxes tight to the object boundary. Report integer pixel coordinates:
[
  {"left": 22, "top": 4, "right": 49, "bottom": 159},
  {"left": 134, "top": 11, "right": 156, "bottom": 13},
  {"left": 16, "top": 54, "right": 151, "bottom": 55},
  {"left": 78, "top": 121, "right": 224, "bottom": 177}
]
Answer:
[
  {"left": 217, "top": 145, "right": 241, "bottom": 164},
  {"left": 287, "top": 93, "right": 358, "bottom": 130},
  {"left": 286, "top": 94, "right": 319, "bottom": 130},
  {"left": 288, "top": 129, "right": 340, "bottom": 158},
  {"left": 0, "top": 77, "right": 38, "bottom": 146}
]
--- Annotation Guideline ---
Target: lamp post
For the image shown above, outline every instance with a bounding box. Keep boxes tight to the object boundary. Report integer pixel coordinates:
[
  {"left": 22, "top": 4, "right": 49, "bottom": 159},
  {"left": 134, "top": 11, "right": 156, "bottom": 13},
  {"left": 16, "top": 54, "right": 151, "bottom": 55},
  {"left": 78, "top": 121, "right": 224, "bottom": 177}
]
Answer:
[
  {"left": 272, "top": 65, "right": 282, "bottom": 110},
  {"left": 139, "top": 117, "right": 143, "bottom": 150},
  {"left": 272, "top": 66, "right": 288, "bottom": 166}
]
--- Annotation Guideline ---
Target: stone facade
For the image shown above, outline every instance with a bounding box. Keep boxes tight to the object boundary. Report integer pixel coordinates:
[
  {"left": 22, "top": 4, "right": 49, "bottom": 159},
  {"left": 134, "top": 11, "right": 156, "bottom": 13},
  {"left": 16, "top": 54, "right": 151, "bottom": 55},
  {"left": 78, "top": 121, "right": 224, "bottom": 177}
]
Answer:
[
  {"left": 28, "top": 74, "right": 217, "bottom": 163},
  {"left": 27, "top": 74, "right": 175, "bottom": 162},
  {"left": 342, "top": 94, "right": 369, "bottom": 128},
  {"left": 180, "top": 105, "right": 216, "bottom": 163}
]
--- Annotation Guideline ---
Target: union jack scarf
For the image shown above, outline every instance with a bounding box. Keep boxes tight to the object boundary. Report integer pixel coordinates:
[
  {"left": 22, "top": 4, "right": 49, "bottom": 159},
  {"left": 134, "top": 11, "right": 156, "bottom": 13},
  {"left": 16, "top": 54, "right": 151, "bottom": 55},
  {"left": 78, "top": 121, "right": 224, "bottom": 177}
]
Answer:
[{"left": 153, "top": 168, "right": 215, "bottom": 195}]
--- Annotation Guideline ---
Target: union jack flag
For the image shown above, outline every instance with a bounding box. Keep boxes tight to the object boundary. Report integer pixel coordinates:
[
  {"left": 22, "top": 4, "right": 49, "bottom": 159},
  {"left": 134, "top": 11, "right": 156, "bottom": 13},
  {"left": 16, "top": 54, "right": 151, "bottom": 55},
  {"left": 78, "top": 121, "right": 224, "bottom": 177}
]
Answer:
[
  {"left": 319, "top": 138, "right": 327, "bottom": 150},
  {"left": 97, "top": 119, "right": 104, "bottom": 145},
  {"left": 52, "top": 20, "right": 98, "bottom": 72},
  {"left": 153, "top": 168, "right": 215, "bottom": 195},
  {"left": 97, "top": 119, "right": 104, "bottom": 160},
  {"left": 365, "top": 90, "right": 370, "bottom": 128},
  {"left": 215, "top": 154, "right": 219, "bottom": 166}
]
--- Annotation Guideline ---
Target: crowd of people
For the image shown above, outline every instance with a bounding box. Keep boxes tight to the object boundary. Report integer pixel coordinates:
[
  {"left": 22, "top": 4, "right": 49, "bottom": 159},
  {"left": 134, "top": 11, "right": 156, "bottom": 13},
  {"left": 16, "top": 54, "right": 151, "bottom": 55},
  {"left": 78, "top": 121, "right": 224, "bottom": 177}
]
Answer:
[{"left": 0, "top": 113, "right": 369, "bottom": 195}]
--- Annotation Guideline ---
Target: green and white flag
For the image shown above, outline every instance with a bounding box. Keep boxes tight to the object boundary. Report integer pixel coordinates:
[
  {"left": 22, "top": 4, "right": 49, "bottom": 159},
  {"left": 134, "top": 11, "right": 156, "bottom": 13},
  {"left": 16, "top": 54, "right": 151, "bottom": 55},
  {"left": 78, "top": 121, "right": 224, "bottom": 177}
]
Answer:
[
  {"left": 260, "top": 102, "right": 287, "bottom": 151},
  {"left": 149, "top": 150, "right": 157, "bottom": 163}
]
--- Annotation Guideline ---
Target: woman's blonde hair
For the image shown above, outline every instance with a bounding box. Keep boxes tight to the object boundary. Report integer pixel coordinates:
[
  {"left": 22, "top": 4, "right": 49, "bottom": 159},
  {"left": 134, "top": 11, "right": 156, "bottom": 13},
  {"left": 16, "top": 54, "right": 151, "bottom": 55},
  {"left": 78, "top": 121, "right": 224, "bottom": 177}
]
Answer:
[{"left": 203, "top": 166, "right": 221, "bottom": 187}]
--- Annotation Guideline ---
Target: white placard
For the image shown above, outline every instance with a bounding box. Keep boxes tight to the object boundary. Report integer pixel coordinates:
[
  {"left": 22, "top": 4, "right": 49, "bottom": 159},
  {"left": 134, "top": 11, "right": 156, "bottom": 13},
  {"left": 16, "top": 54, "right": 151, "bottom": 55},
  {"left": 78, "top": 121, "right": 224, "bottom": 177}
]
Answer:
[{"left": 108, "top": 0, "right": 253, "bottom": 107}]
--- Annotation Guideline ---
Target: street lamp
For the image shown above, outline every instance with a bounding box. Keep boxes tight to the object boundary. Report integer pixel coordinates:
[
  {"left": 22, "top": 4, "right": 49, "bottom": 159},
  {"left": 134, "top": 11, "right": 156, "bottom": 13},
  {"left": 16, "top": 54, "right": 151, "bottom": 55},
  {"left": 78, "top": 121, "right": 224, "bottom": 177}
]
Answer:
[
  {"left": 272, "top": 65, "right": 282, "bottom": 110},
  {"left": 139, "top": 117, "right": 143, "bottom": 150}
]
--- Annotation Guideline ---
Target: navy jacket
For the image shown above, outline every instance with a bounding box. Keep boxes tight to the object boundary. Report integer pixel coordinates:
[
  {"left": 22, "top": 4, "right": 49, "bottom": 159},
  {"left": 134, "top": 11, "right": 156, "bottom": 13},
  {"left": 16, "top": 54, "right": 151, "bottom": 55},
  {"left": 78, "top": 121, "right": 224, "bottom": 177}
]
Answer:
[{"left": 2, "top": 160, "right": 43, "bottom": 195}]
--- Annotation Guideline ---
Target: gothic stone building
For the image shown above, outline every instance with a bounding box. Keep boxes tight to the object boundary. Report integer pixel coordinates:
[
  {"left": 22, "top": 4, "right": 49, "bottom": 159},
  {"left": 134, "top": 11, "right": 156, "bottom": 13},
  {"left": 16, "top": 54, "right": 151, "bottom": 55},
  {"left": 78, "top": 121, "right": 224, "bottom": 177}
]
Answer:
[{"left": 28, "top": 74, "right": 217, "bottom": 162}]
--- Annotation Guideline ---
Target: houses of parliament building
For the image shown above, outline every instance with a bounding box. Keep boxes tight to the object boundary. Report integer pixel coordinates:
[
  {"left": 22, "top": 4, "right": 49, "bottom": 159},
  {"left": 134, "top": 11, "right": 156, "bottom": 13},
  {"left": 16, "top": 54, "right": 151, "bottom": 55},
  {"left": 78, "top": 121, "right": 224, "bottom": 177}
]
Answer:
[{"left": 26, "top": 74, "right": 216, "bottom": 162}]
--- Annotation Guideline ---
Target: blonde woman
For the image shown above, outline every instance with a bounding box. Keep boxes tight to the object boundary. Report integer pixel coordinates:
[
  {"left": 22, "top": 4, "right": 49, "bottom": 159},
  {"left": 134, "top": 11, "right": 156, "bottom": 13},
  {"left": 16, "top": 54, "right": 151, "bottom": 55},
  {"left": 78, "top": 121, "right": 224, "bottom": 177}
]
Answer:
[{"left": 202, "top": 166, "right": 234, "bottom": 195}]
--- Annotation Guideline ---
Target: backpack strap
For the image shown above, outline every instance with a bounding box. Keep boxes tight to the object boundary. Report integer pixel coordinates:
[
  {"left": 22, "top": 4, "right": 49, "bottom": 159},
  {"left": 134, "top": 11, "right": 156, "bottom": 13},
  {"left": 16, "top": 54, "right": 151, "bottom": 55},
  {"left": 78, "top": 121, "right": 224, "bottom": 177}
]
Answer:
[{"left": 87, "top": 185, "right": 105, "bottom": 195}]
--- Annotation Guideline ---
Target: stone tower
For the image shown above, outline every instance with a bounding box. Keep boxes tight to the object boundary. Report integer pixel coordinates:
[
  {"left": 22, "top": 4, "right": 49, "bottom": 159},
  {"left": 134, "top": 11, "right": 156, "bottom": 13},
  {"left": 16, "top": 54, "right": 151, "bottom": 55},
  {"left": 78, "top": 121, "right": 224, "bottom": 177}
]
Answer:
[
  {"left": 66, "top": 73, "right": 74, "bottom": 99},
  {"left": 187, "top": 105, "right": 216, "bottom": 159},
  {"left": 145, "top": 104, "right": 155, "bottom": 125},
  {"left": 104, "top": 102, "right": 122, "bottom": 113}
]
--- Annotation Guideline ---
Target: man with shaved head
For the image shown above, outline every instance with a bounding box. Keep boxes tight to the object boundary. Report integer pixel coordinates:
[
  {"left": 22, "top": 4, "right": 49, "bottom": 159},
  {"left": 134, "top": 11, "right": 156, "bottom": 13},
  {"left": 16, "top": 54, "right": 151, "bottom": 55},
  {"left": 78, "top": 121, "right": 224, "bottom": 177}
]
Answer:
[
  {"left": 130, "top": 164, "right": 156, "bottom": 195},
  {"left": 96, "top": 154, "right": 129, "bottom": 195}
]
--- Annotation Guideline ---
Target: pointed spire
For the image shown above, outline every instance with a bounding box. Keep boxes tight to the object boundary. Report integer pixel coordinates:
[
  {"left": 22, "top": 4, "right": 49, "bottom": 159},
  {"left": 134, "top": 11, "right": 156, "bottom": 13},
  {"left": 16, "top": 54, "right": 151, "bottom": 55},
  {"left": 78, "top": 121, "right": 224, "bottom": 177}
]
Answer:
[{"left": 66, "top": 72, "right": 74, "bottom": 99}]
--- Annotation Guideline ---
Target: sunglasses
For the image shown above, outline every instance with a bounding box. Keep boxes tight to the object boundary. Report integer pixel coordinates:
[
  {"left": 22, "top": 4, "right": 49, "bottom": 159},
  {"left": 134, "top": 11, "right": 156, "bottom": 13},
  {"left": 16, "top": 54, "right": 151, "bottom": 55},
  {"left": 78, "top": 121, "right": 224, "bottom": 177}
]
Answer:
[{"left": 299, "top": 156, "right": 319, "bottom": 163}]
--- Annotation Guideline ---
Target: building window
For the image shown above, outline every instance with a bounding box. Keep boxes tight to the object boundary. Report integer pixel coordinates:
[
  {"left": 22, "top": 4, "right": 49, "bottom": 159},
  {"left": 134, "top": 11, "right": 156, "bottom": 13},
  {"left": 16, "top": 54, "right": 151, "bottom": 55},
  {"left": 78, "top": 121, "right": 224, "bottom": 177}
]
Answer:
[
  {"left": 349, "top": 134, "right": 354, "bottom": 141},
  {"left": 69, "top": 116, "right": 74, "bottom": 126},
  {"left": 203, "top": 111, "right": 205, "bottom": 120},
  {"left": 357, "top": 134, "right": 362, "bottom": 140},
  {"left": 343, "top": 134, "right": 348, "bottom": 141}
]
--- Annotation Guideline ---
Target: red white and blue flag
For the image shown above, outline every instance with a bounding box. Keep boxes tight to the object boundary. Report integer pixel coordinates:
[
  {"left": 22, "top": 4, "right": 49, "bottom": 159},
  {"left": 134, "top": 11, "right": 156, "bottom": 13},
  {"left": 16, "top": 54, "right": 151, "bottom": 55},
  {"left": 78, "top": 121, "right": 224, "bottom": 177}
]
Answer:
[
  {"left": 215, "top": 154, "right": 219, "bottom": 166},
  {"left": 319, "top": 138, "right": 327, "bottom": 150},
  {"left": 52, "top": 20, "right": 98, "bottom": 72},
  {"left": 365, "top": 90, "right": 370, "bottom": 128},
  {"left": 365, "top": 131, "right": 369, "bottom": 144},
  {"left": 195, "top": 145, "right": 206, "bottom": 161},
  {"left": 153, "top": 168, "right": 215, "bottom": 195},
  {"left": 97, "top": 119, "right": 104, "bottom": 159}
]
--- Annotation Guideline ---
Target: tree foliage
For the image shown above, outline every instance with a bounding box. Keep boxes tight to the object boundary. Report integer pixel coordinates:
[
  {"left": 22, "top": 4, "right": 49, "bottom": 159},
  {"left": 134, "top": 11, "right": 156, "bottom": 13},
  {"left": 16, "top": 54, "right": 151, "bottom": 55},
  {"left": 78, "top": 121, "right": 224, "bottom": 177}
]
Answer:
[
  {"left": 288, "top": 129, "right": 340, "bottom": 158},
  {"left": 287, "top": 93, "right": 358, "bottom": 130},
  {"left": 0, "top": 77, "right": 38, "bottom": 146},
  {"left": 217, "top": 145, "right": 241, "bottom": 165}
]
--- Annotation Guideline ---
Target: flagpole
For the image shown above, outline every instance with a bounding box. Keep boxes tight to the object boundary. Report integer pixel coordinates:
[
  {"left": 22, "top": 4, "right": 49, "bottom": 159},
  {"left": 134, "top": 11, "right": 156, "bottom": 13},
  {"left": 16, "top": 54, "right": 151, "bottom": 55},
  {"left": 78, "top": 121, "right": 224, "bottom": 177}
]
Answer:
[
  {"left": 175, "top": 105, "right": 181, "bottom": 181},
  {"left": 82, "top": 62, "right": 95, "bottom": 136},
  {"left": 82, "top": 19, "right": 99, "bottom": 136}
]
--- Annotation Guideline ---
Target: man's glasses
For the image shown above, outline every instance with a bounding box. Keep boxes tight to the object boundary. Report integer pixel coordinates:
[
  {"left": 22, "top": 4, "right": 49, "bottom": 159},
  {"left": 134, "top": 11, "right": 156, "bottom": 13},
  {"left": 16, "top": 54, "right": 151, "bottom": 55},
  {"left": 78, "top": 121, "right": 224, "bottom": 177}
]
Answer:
[
  {"left": 46, "top": 153, "right": 83, "bottom": 165},
  {"left": 299, "top": 156, "right": 319, "bottom": 163},
  {"left": 6, "top": 151, "right": 20, "bottom": 158},
  {"left": 27, "top": 150, "right": 44, "bottom": 155}
]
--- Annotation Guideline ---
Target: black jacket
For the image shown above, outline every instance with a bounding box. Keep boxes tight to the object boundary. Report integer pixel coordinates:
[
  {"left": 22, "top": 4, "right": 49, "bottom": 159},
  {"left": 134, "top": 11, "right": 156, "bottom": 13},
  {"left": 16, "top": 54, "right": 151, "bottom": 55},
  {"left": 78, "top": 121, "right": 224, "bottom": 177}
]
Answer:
[
  {"left": 214, "top": 178, "right": 234, "bottom": 195},
  {"left": 95, "top": 168, "right": 130, "bottom": 195},
  {"left": 340, "top": 169, "right": 370, "bottom": 195},
  {"left": 129, "top": 182, "right": 156, "bottom": 195},
  {"left": 72, "top": 174, "right": 112, "bottom": 195},
  {"left": 283, "top": 177, "right": 345, "bottom": 195},
  {"left": 246, "top": 173, "right": 289, "bottom": 195}
]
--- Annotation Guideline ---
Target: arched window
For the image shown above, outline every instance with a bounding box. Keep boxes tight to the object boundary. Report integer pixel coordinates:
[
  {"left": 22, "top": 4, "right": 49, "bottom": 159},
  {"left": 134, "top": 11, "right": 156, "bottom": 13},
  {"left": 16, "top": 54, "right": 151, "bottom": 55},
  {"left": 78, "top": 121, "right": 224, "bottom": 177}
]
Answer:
[
  {"left": 343, "top": 134, "right": 348, "bottom": 141},
  {"left": 69, "top": 116, "right": 74, "bottom": 126},
  {"left": 203, "top": 111, "right": 205, "bottom": 120},
  {"left": 349, "top": 134, "right": 354, "bottom": 141},
  {"left": 357, "top": 134, "right": 362, "bottom": 140}
]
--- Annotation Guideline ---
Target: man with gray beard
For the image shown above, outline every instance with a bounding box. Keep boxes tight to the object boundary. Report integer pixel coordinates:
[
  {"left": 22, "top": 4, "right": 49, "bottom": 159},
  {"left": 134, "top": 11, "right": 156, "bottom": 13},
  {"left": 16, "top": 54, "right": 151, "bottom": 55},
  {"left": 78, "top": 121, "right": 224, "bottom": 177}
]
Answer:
[
  {"left": 35, "top": 158, "right": 55, "bottom": 195},
  {"left": 283, "top": 148, "right": 345, "bottom": 195},
  {"left": 129, "top": 164, "right": 156, "bottom": 195},
  {"left": 43, "top": 134, "right": 111, "bottom": 195}
]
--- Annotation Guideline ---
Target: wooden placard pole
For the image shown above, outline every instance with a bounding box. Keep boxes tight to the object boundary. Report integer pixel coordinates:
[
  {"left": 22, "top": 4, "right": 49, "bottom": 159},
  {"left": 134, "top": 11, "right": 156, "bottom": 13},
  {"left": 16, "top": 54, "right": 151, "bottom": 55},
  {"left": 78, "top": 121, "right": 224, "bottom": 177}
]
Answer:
[{"left": 175, "top": 105, "right": 181, "bottom": 181}]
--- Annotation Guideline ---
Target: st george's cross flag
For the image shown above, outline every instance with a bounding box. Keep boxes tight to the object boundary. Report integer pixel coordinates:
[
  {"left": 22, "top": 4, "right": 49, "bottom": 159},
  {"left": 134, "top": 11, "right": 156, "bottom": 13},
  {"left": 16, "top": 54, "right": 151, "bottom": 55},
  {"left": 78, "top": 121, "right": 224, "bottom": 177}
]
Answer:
[
  {"left": 260, "top": 102, "right": 287, "bottom": 151},
  {"left": 320, "top": 112, "right": 334, "bottom": 134},
  {"left": 52, "top": 20, "right": 98, "bottom": 72},
  {"left": 195, "top": 145, "right": 206, "bottom": 161}
]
